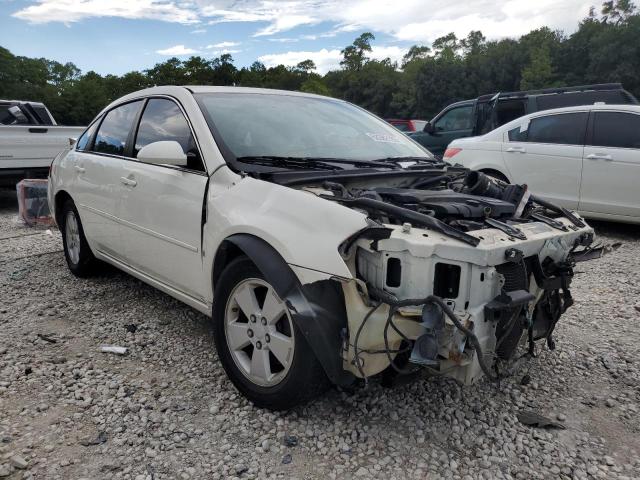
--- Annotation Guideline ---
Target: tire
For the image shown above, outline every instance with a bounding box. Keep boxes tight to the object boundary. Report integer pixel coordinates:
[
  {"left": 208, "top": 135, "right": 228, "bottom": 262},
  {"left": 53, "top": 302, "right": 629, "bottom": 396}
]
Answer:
[
  {"left": 213, "top": 257, "right": 329, "bottom": 410},
  {"left": 60, "top": 200, "right": 99, "bottom": 277}
]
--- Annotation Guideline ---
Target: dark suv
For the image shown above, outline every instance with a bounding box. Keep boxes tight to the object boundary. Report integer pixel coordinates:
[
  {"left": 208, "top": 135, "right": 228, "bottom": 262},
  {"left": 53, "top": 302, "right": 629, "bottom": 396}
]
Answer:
[{"left": 410, "top": 83, "right": 638, "bottom": 157}]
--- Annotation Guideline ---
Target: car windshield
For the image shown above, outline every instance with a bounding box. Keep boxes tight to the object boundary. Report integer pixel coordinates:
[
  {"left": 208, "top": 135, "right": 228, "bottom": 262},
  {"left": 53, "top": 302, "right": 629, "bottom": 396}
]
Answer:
[{"left": 196, "top": 92, "right": 434, "bottom": 163}]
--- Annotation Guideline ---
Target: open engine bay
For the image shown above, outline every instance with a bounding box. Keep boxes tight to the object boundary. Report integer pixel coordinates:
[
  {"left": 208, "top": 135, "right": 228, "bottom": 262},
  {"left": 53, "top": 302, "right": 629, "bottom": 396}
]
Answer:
[{"left": 291, "top": 166, "right": 607, "bottom": 385}]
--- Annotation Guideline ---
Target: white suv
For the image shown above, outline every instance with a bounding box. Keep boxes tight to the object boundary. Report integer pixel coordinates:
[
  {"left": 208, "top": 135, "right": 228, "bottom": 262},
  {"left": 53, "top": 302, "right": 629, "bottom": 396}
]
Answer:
[
  {"left": 49, "top": 86, "right": 601, "bottom": 409},
  {"left": 444, "top": 104, "right": 640, "bottom": 224}
]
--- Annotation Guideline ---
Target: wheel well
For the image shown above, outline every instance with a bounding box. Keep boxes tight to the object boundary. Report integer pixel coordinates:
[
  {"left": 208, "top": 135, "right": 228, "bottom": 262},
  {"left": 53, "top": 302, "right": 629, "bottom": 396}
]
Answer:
[
  {"left": 212, "top": 240, "right": 247, "bottom": 291},
  {"left": 54, "top": 190, "right": 73, "bottom": 226},
  {"left": 479, "top": 169, "right": 509, "bottom": 183}
]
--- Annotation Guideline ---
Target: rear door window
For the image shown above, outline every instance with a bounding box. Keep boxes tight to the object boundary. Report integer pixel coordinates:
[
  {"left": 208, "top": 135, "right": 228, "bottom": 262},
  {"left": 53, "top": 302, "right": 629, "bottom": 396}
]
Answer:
[
  {"left": 522, "top": 112, "right": 588, "bottom": 145},
  {"left": 590, "top": 112, "right": 640, "bottom": 149},
  {"left": 92, "top": 101, "right": 143, "bottom": 156},
  {"left": 134, "top": 98, "right": 204, "bottom": 171}
]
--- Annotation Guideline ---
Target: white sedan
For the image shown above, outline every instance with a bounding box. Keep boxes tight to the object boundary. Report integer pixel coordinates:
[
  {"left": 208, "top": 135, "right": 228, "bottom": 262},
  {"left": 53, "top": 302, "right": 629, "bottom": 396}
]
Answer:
[
  {"left": 49, "top": 86, "right": 600, "bottom": 409},
  {"left": 444, "top": 104, "right": 640, "bottom": 224}
]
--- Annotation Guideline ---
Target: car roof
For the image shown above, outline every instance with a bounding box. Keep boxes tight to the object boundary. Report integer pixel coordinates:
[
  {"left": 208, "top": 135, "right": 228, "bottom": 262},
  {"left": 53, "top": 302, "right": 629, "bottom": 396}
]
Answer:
[
  {"left": 126, "top": 85, "right": 338, "bottom": 100},
  {"left": 99, "top": 85, "right": 346, "bottom": 118}
]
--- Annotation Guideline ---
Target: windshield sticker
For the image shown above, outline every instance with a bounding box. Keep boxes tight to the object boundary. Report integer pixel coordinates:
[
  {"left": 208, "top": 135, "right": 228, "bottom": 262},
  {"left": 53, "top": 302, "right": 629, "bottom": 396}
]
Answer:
[{"left": 366, "top": 133, "right": 403, "bottom": 144}]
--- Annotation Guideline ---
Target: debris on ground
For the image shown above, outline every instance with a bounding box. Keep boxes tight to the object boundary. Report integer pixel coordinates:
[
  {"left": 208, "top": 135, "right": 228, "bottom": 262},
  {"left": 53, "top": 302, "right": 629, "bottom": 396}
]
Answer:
[
  {"left": 37, "top": 333, "right": 57, "bottom": 344},
  {"left": 100, "top": 345, "right": 128, "bottom": 355},
  {"left": 517, "top": 411, "right": 567, "bottom": 429},
  {"left": 80, "top": 432, "right": 108, "bottom": 447},
  {"left": 124, "top": 324, "right": 138, "bottom": 333},
  {"left": 283, "top": 434, "right": 298, "bottom": 447}
]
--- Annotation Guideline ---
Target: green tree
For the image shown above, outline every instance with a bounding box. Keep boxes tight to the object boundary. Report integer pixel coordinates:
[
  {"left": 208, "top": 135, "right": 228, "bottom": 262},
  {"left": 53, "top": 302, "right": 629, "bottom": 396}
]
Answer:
[
  {"left": 340, "top": 32, "right": 375, "bottom": 70},
  {"left": 601, "top": 0, "right": 637, "bottom": 23}
]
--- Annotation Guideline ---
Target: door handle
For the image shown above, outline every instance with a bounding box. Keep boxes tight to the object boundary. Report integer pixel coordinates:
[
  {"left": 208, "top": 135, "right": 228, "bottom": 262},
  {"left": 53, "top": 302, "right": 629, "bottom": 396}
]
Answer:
[
  {"left": 506, "top": 147, "right": 526, "bottom": 153},
  {"left": 120, "top": 176, "right": 137, "bottom": 187},
  {"left": 74, "top": 165, "right": 85, "bottom": 174},
  {"left": 586, "top": 153, "right": 612, "bottom": 161}
]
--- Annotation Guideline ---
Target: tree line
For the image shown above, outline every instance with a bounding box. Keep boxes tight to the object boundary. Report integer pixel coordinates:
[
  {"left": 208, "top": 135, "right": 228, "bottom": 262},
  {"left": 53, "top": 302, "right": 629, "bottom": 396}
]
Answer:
[{"left": 0, "top": 1, "right": 638, "bottom": 126}]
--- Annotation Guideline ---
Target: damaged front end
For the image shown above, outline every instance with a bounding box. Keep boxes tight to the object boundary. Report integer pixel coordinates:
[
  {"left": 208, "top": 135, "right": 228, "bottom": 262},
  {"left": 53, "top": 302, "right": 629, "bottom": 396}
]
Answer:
[{"left": 315, "top": 170, "right": 605, "bottom": 385}]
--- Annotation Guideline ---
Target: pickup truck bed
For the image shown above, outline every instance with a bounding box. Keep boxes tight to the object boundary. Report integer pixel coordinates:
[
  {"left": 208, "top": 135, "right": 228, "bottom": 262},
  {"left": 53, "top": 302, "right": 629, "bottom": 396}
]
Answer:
[{"left": 0, "top": 100, "right": 85, "bottom": 187}]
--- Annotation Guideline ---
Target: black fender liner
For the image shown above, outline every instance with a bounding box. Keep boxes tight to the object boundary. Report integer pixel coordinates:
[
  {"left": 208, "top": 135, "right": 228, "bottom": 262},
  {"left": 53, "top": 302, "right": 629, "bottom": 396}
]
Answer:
[{"left": 216, "top": 234, "right": 356, "bottom": 387}]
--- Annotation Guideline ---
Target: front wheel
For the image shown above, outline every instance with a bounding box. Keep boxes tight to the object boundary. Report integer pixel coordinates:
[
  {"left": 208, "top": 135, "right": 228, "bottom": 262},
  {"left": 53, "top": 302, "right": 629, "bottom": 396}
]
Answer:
[{"left": 212, "top": 257, "right": 329, "bottom": 410}]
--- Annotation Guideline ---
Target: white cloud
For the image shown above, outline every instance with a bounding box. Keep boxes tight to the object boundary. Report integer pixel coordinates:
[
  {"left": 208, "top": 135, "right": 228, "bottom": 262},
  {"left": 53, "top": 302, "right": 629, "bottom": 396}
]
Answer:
[
  {"left": 191, "top": 28, "right": 207, "bottom": 34},
  {"left": 208, "top": 49, "right": 242, "bottom": 55},
  {"left": 206, "top": 41, "right": 240, "bottom": 48},
  {"left": 268, "top": 38, "right": 300, "bottom": 43},
  {"left": 258, "top": 44, "right": 408, "bottom": 74},
  {"left": 253, "top": 14, "right": 316, "bottom": 36},
  {"left": 13, "top": 0, "right": 199, "bottom": 24},
  {"left": 13, "top": 0, "right": 594, "bottom": 45},
  {"left": 199, "top": 0, "right": 592, "bottom": 41},
  {"left": 156, "top": 44, "right": 200, "bottom": 56},
  {"left": 259, "top": 48, "right": 342, "bottom": 74},
  {"left": 370, "top": 45, "right": 407, "bottom": 64}
]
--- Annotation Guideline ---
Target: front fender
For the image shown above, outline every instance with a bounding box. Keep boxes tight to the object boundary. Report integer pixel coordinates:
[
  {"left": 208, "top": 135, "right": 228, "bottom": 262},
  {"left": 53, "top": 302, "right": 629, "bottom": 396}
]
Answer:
[{"left": 205, "top": 168, "right": 369, "bottom": 281}]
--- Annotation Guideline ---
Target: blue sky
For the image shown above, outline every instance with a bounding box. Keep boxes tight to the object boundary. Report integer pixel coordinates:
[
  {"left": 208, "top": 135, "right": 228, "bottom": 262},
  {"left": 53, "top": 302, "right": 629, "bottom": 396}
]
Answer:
[{"left": 0, "top": 0, "right": 593, "bottom": 76}]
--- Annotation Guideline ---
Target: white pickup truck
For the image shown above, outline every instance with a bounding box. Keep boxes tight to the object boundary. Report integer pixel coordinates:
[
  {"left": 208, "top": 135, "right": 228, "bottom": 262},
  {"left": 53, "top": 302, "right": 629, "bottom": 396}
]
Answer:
[{"left": 0, "top": 100, "right": 85, "bottom": 187}]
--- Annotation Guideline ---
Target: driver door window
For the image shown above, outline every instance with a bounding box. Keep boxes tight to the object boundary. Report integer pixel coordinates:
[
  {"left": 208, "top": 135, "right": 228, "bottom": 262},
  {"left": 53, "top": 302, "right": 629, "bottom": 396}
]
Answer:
[
  {"left": 434, "top": 106, "right": 473, "bottom": 132},
  {"left": 134, "top": 98, "right": 204, "bottom": 172}
]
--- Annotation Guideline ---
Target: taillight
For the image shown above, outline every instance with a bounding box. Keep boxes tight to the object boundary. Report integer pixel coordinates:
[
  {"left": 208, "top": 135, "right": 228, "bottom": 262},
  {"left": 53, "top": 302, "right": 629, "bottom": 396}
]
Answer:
[{"left": 443, "top": 147, "right": 462, "bottom": 159}]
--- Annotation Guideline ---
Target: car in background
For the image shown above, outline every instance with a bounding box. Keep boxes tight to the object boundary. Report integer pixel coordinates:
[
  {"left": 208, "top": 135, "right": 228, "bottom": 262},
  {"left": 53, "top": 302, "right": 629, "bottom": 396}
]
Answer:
[
  {"left": 410, "top": 83, "right": 638, "bottom": 157},
  {"left": 444, "top": 104, "right": 640, "bottom": 224},
  {"left": 386, "top": 118, "right": 427, "bottom": 132},
  {"left": 0, "top": 100, "right": 84, "bottom": 187}
]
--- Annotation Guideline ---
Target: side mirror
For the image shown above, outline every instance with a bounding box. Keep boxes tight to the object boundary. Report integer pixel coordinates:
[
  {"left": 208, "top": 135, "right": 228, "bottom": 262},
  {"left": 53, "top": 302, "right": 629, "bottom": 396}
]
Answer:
[
  {"left": 423, "top": 122, "right": 435, "bottom": 134},
  {"left": 137, "top": 141, "right": 187, "bottom": 167}
]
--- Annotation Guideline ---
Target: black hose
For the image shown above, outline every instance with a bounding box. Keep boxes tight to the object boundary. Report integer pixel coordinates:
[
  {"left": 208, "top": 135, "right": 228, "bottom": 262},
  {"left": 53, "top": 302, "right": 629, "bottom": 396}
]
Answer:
[{"left": 353, "top": 302, "right": 381, "bottom": 384}]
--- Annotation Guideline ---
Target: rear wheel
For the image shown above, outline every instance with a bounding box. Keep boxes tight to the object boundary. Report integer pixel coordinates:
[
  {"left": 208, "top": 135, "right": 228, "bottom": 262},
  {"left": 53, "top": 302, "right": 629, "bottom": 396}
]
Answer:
[
  {"left": 61, "top": 200, "right": 98, "bottom": 277},
  {"left": 213, "top": 257, "right": 329, "bottom": 410}
]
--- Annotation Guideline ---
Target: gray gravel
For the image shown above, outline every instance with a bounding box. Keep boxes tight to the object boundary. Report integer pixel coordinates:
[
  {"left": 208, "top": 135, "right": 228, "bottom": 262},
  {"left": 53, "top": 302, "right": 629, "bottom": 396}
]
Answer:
[{"left": 1, "top": 187, "right": 639, "bottom": 479}]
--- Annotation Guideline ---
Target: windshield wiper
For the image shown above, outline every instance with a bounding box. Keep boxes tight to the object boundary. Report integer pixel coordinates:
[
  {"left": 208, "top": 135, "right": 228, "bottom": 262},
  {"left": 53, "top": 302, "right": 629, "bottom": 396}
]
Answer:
[
  {"left": 236, "top": 156, "right": 399, "bottom": 170},
  {"left": 374, "top": 156, "right": 443, "bottom": 166}
]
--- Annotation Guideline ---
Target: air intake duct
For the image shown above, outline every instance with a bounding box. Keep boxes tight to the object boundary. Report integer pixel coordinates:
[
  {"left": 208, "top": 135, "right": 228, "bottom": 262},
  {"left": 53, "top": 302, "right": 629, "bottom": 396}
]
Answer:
[{"left": 464, "top": 171, "right": 505, "bottom": 199}]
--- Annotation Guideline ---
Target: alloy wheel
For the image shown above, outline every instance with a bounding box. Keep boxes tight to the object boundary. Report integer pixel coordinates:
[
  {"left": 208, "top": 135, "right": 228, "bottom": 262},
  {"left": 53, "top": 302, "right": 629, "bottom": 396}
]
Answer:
[{"left": 224, "top": 278, "right": 295, "bottom": 387}]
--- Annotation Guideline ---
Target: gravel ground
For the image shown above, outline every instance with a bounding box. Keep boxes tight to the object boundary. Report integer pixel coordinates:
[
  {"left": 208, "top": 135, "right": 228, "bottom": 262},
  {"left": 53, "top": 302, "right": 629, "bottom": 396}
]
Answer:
[{"left": 1, "top": 187, "right": 639, "bottom": 480}]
